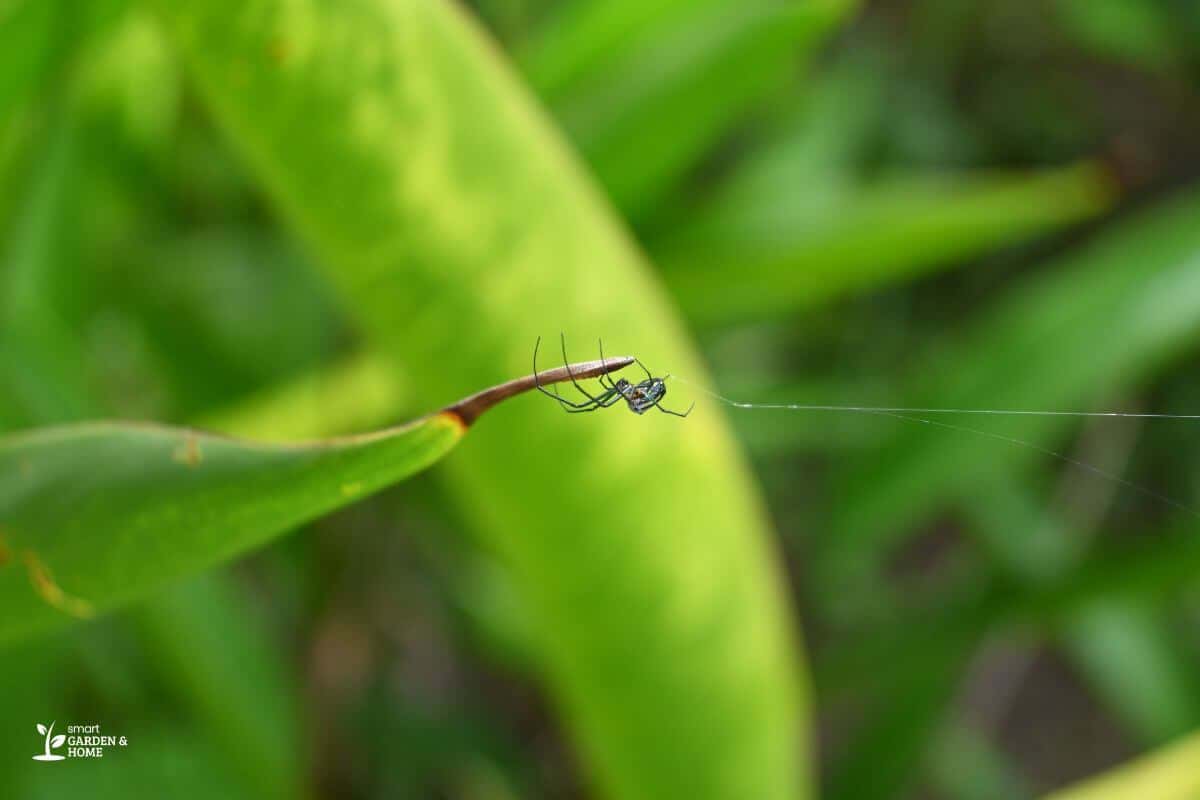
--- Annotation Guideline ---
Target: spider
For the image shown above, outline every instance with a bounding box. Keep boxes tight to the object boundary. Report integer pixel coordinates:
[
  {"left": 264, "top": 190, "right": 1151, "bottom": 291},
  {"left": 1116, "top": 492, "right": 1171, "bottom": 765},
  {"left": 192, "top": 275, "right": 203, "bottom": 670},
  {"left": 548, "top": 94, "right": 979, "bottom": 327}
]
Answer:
[{"left": 533, "top": 334, "right": 695, "bottom": 418}]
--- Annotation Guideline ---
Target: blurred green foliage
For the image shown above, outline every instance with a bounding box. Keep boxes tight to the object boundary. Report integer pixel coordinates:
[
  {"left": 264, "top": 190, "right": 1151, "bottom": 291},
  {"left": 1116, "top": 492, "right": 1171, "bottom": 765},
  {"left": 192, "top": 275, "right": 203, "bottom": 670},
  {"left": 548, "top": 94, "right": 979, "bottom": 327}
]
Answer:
[{"left": 3, "top": 0, "right": 1200, "bottom": 798}]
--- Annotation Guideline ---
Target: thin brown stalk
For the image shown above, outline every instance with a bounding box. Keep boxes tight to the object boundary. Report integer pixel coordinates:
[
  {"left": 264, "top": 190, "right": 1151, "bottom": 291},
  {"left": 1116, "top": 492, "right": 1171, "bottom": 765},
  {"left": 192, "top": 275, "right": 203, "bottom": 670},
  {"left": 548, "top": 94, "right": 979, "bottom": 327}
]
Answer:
[{"left": 442, "top": 356, "right": 634, "bottom": 426}]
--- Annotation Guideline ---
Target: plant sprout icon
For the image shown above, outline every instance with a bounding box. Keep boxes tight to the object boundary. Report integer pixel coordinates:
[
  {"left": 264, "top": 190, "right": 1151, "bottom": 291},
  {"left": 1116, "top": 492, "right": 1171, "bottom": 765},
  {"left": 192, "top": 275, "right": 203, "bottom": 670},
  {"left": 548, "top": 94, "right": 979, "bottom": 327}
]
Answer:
[{"left": 33, "top": 722, "right": 66, "bottom": 761}]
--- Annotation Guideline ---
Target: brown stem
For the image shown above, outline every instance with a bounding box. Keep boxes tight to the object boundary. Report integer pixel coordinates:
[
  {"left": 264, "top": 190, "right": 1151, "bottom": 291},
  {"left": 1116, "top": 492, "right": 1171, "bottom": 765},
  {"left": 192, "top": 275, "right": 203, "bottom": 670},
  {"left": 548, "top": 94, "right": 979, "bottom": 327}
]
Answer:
[{"left": 442, "top": 356, "right": 635, "bottom": 426}]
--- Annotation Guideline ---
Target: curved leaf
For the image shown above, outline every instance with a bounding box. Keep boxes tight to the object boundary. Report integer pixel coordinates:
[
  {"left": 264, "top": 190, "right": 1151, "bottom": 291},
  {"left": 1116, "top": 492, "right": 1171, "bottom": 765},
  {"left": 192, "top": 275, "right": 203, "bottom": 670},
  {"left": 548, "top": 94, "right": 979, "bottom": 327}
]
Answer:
[
  {"left": 148, "top": 1, "right": 810, "bottom": 798},
  {"left": 659, "top": 164, "right": 1114, "bottom": 325},
  {"left": 0, "top": 414, "right": 462, "bottom": 643},
  {"left": 0, "top": 353, "right": 631, "bottom": 644}
]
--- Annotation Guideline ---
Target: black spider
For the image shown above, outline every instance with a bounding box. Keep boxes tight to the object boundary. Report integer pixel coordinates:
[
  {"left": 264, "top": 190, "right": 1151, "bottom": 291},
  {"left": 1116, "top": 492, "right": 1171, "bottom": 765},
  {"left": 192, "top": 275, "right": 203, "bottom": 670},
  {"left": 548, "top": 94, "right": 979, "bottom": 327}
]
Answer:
[{"left": 533, "top": 334, "right": 694, "bottom": 418}]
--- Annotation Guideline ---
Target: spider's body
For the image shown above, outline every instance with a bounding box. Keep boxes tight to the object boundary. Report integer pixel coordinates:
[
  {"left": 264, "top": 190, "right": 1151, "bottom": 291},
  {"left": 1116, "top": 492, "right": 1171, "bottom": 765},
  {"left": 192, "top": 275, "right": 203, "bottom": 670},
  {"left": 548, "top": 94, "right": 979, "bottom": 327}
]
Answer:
[
  {"left": 534, "top": 336, "right": 693, "bottom": 418},
  {"left": 614, "top": 377, "right": 667, "bottom": 414}
]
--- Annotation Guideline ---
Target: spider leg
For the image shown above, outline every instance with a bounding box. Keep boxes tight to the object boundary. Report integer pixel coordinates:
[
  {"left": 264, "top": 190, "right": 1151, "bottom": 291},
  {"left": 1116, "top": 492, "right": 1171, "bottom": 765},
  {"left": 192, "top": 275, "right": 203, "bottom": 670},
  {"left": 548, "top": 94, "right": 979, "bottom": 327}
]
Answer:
[
  {"left": 560, "top": 332, "right": 604, "bottom": 403},
  {"left": 559, "top": 404, "right": 601, "bottom": 413},
  {"left": 597, "top": 338, "right": 618, "bottom": 391},
  {"left": 549, "top": 385, "right": 607, "bottom": 412},
  {"left": 634, "top": 358, "right": 654, "bottom": 381},
  {"left": 558, "top": 386, "right": 620, "bottom": 412},
  {"left": 589, "top": 386, "right": 620, "bottom": 406},
  {"left": 549, "top": 383, "right": 594, "bottom": 408},
  {"left": 653, "top": 398, "right": 695, "bottom": 418},
  {"left": 534, "top": 336, "right": 602, "bottom": 410}
]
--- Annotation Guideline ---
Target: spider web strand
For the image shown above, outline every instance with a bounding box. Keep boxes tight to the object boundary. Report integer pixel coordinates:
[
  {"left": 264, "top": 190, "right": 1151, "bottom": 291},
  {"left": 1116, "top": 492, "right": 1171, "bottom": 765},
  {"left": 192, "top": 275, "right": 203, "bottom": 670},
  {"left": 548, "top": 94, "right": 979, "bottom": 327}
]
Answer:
[{"left": 667, "top": 374, "right": 1200, "bottom": 518}]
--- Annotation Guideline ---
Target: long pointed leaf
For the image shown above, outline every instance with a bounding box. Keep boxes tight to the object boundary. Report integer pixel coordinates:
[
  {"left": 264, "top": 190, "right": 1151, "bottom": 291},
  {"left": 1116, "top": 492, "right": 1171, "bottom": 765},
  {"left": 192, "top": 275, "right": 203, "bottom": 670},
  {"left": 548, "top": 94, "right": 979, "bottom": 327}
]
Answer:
[
  {"left": 0, "top": 354, "right": 631, "bottom": 643},
  {"left": 148, "top": 1, "right": 810, "bottom": 797},
  {"left": 0, "top": 414, "right": 462, "bottom": 643}
]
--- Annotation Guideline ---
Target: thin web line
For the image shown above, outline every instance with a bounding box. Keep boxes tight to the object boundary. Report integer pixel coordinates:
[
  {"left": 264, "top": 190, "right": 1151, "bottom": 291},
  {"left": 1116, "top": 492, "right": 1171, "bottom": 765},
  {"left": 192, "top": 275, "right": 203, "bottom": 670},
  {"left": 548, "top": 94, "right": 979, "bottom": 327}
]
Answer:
[
  {"left": 667, "top": 374, "right": 1200, "bottom": 518},
  {"left": 667, "top": 375, "right": 1200, "bottom": 420}
]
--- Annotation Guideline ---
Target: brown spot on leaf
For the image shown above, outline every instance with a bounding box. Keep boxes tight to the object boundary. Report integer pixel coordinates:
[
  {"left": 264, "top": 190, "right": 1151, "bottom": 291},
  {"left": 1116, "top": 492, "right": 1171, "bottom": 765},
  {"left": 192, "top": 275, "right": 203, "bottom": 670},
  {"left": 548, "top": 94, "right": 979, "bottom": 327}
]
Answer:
[
  {"left": 439, "top": 409, "right": 469, "bottom": 434},
  {"left": 22, "top": 551, "right": 94, "bottom": 618},
  {"left": 173, "top": 434, "right": 203, "bottom": 467}
]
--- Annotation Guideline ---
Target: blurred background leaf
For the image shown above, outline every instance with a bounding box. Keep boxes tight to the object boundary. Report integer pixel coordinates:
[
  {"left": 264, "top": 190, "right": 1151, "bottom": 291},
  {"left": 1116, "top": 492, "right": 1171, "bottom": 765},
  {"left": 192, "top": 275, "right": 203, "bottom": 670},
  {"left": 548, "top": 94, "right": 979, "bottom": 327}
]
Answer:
[{"left": 146, "top": 1, "right": 810, "bottom": 799}]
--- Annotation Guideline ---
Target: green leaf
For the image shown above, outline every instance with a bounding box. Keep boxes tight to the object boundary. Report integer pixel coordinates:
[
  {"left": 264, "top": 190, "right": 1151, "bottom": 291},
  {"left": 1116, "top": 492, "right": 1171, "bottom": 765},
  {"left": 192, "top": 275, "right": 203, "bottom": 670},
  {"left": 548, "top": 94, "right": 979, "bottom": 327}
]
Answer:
[
  {"left": 0, "top": 412, "right": 463, "bottom": 643},
  {"left": 1, "top": 97, "right": 95, "bottom": 427},
  {"left": 1054, "top": 0, "right": 1180, "bottom": 71},
  {"left": 1025, "top": 531, "right": 1200, "bottom": 625},
  {"left": 0, "top": 0, "right": 64, "bottom": 123},
  {"left": 1064, "top": 601, "right": 1200, "bottom": 742},
  {"left": 523, "top": 0, "right": 856, "bottom": 218},
  {"left": 658, "top": 163, "right": 1115, "bottom": 325},
  {"left": 148, "top": 1, "right": 809, "bottom": 798},
  {"left": 928, "top": 723, "right": 1032, "bottom": 800},
  {"left": 0, "top": 348, "right": 619, "bottom": 643},
  {"left": 135, "top": 574, "right": 304, "bottom": 799},
  {"left": 520, "top": 0, "right": 722, "bottom": 98}
]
